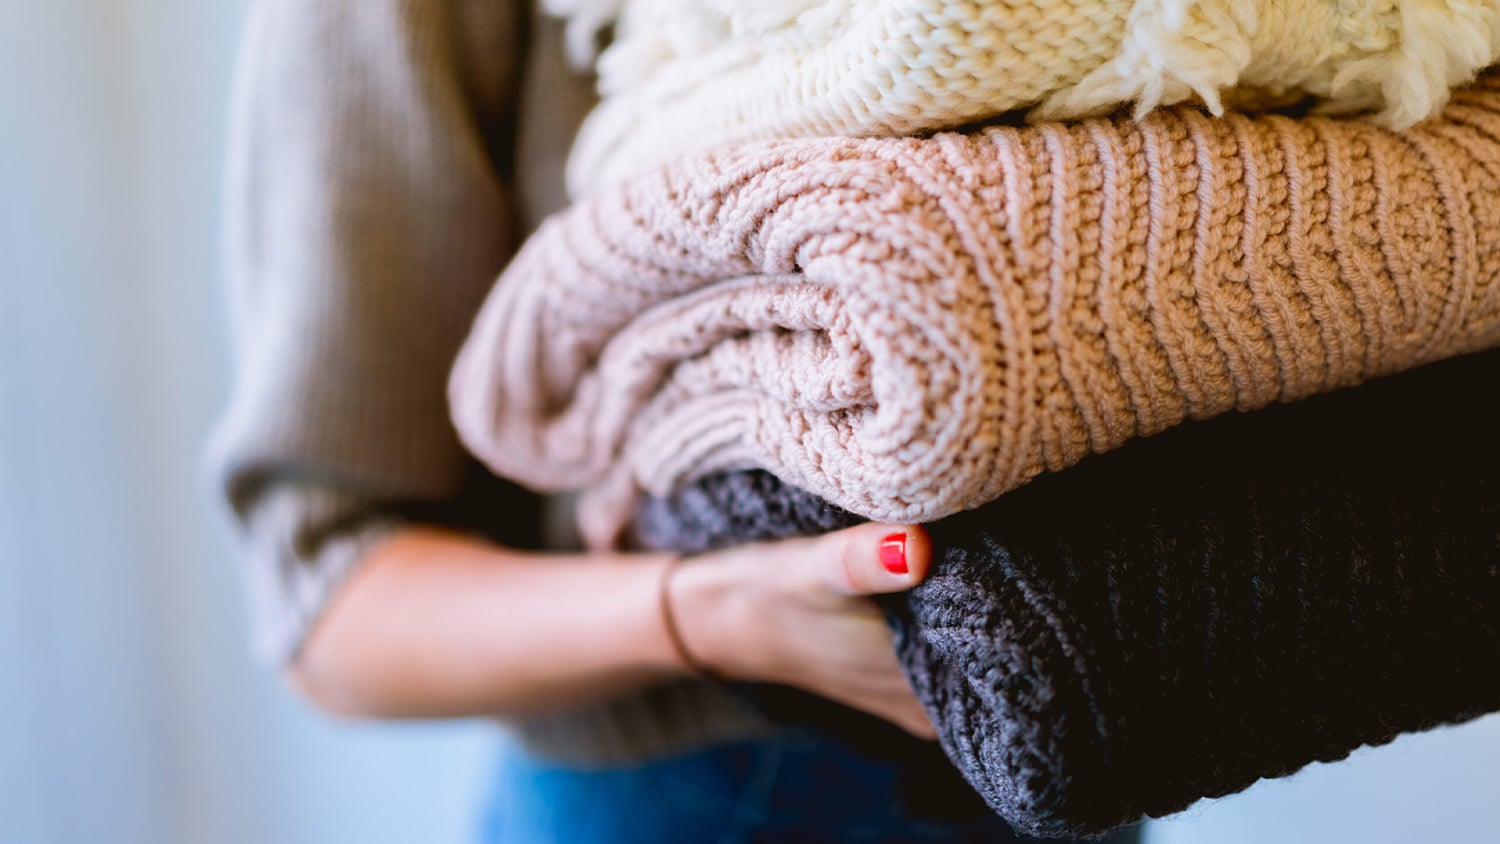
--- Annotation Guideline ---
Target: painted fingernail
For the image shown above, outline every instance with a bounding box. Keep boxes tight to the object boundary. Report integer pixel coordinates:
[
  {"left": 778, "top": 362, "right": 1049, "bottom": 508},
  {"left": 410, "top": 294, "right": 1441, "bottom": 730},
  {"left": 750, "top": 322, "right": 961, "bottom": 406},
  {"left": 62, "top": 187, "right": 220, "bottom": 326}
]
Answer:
[{"left": 879, "top": 532, "right": 908, "bottom": 574}]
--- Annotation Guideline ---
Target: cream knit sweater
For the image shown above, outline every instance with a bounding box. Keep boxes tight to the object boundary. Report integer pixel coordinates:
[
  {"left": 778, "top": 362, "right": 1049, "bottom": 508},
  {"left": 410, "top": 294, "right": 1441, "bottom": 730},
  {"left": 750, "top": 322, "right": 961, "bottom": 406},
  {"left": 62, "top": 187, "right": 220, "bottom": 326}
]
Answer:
[{"left": 551, "top": 0, "right": 1500, "bottom": 194}]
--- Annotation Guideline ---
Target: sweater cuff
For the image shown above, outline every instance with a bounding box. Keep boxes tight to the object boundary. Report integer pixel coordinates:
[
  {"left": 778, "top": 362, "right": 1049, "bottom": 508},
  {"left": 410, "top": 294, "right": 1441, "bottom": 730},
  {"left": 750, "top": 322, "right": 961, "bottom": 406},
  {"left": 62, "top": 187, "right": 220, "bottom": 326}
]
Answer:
[{"left": 234, "top": 482, "right": 404, "bottom": 665}]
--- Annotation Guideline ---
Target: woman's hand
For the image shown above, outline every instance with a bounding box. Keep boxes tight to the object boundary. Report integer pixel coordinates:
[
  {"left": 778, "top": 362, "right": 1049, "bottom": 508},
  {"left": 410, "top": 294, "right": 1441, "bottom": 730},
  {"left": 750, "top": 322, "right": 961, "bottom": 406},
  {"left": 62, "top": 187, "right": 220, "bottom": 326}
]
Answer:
[
  {"left": 668, "top": 524, "right": 937, "bottom": 739},
  {"left": 290, "top": 523, "right": 935, "bottom": 741}
]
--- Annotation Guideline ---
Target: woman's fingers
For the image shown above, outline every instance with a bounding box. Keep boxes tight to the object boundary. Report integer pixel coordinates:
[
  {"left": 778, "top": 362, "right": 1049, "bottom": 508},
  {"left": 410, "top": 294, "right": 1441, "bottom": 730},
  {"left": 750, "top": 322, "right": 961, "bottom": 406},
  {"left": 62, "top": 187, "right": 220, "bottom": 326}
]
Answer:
[
  {"left": 883, "top": 696, "right": 940, "bottom": 740},
  {"left": 678, "top": 521, "right": 939, "bottom": 737},
  {"left": 819, "top": 622, "right": 938, "bottom": 739},
  {"left": 812, "top": 523, "right": 932, "bottom": 596},
  {"left": 857, "top": 661, "right": 939, "bottom": 740}
]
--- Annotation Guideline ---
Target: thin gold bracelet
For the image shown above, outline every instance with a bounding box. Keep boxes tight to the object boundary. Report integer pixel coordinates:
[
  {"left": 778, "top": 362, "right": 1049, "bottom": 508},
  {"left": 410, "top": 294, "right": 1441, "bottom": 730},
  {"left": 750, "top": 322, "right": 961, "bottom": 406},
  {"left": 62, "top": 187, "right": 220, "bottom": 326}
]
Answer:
[{"left": 658, "top": 554, "right": 717, "bottom": 678}]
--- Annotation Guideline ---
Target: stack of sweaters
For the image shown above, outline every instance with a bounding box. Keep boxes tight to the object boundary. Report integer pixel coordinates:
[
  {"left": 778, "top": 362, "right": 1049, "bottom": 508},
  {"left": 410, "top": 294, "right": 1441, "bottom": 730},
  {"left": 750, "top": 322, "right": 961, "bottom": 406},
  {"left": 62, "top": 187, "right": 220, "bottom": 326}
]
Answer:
[{"left": 449, "top": 2, "right": 1500, "bottom": 838}]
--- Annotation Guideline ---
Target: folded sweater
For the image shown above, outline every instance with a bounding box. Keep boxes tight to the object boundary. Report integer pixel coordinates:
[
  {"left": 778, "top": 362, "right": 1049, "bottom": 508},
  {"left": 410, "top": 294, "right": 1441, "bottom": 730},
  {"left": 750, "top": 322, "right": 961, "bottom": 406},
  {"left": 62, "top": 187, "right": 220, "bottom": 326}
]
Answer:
[
  {"left": 633, "top": 348, "right": 1500, "bottom": 839},
  {"left": 550, "top": 0, "right": 1500, "bottom": 192},
  {"left": 450, "top": 70, "right": 1500, "bottom": 551}
]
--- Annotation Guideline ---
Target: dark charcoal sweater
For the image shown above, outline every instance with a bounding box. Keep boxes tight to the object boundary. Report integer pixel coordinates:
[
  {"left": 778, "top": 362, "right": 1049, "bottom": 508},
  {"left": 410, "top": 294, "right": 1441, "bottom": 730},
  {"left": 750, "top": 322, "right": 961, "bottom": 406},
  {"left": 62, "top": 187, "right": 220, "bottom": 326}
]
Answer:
[{"left": 634, "top": 349, "right": 1500, "bottom": 839}]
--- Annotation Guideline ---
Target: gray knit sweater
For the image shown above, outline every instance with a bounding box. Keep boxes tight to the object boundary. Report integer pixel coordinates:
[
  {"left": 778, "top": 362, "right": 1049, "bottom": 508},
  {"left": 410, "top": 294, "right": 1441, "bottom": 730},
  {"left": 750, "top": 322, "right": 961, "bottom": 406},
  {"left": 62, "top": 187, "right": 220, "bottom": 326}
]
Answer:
[{"left": 207, "top": 0, "right": 768, "bottom": 762}]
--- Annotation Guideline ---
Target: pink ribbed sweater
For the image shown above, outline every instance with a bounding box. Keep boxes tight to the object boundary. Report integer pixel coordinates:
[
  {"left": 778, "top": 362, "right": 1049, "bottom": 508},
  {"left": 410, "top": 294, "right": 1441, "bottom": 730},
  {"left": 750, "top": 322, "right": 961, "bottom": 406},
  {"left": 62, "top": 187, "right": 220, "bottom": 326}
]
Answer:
[{"left": 450, "top": 71, "right": 1500, "bottom": 548}]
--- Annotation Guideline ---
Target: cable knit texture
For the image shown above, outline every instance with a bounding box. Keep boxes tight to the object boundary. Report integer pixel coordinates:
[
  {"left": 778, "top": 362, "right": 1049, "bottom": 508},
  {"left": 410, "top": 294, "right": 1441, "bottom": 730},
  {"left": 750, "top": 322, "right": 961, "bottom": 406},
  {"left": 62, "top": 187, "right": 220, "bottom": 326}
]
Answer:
[
  {"left": 633, "top": 350, "right": 1500, "bottom": 839},
  {"left": 550, "top": 0, "right": 1500, "bottom": 192},
  {"left": 450, "top": 71, "right": 1500, "bottom": 550}
]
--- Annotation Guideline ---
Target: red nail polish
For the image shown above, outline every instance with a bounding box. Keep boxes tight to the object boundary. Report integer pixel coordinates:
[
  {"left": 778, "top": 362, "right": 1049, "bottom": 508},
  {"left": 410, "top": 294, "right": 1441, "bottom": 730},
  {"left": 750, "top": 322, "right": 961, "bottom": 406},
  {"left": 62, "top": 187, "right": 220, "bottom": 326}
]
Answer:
[{"left": 879, "top": 533, "right": 908, "bottom": 574}]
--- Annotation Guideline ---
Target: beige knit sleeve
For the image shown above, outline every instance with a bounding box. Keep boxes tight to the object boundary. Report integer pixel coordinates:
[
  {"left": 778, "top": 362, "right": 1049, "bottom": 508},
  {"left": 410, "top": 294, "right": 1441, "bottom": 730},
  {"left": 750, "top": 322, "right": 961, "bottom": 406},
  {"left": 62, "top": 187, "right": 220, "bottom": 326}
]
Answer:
[{"left": 207, "top": 0, "right": 528, "bottom": 662}]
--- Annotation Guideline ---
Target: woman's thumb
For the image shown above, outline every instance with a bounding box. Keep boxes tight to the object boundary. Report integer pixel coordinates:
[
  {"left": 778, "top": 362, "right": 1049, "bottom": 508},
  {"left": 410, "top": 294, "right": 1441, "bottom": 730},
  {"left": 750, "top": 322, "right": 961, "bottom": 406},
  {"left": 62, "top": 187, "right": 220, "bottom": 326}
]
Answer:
[{"left": 817, "top": 524, "right": 931, "bottom": 596}]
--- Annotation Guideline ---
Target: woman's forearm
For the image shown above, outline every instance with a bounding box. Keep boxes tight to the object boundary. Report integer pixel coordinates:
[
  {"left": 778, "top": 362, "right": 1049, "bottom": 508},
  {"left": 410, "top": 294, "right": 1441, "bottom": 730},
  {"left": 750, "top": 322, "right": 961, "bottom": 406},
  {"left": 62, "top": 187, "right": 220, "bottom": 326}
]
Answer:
[
  {"left": 288, "top": 526, "right": 687, "bottom": 719},
  {"left": 285, "top": 521, "right": 937, "bottom": 738}
]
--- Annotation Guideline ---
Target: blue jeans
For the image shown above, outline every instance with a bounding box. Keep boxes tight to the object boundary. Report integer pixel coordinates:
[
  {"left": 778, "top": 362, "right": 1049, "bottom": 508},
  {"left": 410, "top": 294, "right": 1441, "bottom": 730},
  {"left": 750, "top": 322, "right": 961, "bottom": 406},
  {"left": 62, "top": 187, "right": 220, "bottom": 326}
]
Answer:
[{"left": 478, "top": 730, "right": 1142, "bottom": 843}]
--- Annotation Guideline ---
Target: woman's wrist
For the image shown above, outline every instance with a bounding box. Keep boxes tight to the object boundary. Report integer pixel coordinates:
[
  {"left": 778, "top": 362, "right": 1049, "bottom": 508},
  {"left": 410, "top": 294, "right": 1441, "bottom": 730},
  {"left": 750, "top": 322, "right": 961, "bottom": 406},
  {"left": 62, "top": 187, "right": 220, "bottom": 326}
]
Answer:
[
  {"left": 665, "top": 550, "right": 773, "bottom": 682},
  {"left": 657, "top": 555, "right": 720, "bottom": 677}
]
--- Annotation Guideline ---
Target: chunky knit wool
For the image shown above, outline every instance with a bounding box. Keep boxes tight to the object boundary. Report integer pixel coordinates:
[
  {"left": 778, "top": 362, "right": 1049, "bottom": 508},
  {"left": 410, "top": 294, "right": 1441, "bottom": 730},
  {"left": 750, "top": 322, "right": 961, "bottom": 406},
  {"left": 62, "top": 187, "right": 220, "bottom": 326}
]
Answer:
[
  {"left": 552, "top": 0, "right": 1500, "bottom": 192},
  {"left": 633, "top": 349, "right": 1500, "bottom": 839},
  {"left": 450, "top": 72, "right": 1500, "bottom": 550}
]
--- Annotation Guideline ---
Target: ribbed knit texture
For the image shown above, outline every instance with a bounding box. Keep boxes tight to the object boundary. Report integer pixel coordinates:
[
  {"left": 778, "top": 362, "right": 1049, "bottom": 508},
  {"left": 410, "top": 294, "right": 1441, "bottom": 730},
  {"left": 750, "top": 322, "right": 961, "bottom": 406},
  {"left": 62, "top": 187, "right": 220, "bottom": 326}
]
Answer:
[
  {"left": 554, "top": 0, "right": 1500, "bottom": 192},
  {"left": 451, "top": 71, "right": 1500, "bottom": 551},
  {"left": 634, "top": 349, "right": 1500, "bottom": 839}
]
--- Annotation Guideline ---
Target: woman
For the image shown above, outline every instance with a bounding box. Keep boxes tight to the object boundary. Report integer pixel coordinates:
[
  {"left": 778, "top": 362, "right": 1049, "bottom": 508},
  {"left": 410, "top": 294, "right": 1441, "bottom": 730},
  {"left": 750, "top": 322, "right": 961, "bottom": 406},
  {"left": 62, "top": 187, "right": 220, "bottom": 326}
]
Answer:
[{"left": 211, "top": 0, "right": 1112, "bottom": 839}]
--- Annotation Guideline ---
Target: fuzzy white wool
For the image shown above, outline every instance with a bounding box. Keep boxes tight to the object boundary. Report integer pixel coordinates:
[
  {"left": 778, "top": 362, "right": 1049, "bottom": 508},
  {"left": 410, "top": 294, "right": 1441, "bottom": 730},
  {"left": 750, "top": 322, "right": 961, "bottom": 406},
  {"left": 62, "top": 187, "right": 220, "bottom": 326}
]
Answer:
[{"left": 555, "top": 0, "right": 1500, "bottom": 196}]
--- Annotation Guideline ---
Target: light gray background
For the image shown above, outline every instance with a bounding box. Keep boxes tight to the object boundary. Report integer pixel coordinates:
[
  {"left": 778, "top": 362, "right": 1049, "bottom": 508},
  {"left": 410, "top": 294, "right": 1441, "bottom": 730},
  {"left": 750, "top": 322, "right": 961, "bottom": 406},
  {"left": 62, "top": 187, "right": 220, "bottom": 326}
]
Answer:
[{"left": 2, "top": 2, "right": 1496, "bottom": 842}]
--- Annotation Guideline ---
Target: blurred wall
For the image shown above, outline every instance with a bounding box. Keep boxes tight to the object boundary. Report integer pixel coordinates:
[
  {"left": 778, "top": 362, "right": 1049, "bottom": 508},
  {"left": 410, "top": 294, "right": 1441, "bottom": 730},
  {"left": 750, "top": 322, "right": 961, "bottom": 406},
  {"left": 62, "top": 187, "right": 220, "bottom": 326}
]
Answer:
[
  {"left": 1, "top": 2, "right": 1498, "bottom": 843},
  {"left": 1148, "top": 714, "right": 1500, "bottom": 844}
]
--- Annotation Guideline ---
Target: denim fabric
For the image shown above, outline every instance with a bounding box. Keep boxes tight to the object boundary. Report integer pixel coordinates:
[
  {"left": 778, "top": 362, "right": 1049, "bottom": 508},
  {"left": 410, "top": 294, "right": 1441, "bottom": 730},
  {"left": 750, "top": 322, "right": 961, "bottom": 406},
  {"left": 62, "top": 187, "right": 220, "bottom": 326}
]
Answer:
[{"left": 478, "top": 729, "right": 1144, "bottom": 843}]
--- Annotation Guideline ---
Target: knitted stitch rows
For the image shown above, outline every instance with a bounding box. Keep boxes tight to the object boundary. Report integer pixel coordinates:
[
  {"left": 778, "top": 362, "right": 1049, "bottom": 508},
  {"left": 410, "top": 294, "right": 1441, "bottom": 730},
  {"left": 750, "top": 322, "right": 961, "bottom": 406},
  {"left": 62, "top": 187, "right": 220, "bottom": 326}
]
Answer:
[
  {"left": 449, "top": 71, "right": 1500, "bottom": 550},
  {"left": 633, "top": 349, "right": 1500, "bottom": 838},
  {"left": 554, "top": 0, "right": 1500, "bottom": 192}
]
